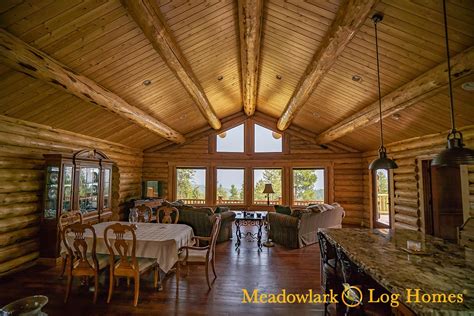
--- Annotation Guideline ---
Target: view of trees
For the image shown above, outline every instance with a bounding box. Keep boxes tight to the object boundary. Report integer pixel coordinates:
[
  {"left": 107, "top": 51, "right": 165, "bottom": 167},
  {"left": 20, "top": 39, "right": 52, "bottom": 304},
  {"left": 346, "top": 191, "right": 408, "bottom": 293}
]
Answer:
[
  {"left": 176, "top": 168, "right": 205, "bottom": 200},
  {"left": 216, "top": 169, "right": 244, "bottom": 203},
  {"left": 293, "top": 169, "right": 324, "bottom": 202},
  {"left": 254, "top": 169, "right": 282, "bottom": 203},
  {"left": 376, "top": 169, "right": 388, "bottom": 194}
]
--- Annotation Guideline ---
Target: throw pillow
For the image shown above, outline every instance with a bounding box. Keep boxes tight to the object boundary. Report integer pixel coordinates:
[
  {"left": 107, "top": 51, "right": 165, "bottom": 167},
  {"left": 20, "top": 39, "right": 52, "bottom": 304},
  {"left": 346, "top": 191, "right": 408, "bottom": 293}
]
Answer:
[{"left": 274, "top": 205, "right": 292, "bottom": 215}]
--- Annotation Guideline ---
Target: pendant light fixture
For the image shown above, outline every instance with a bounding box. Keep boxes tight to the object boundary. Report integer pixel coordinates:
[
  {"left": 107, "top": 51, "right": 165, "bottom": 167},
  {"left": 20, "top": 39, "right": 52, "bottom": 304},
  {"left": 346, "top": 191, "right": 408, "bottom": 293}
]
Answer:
[
  {"left": 432, "top": 0, "right": 474, "bottom": 167},
  {"left": 368, "top": 14, "right": 398, "bottom": 170}
]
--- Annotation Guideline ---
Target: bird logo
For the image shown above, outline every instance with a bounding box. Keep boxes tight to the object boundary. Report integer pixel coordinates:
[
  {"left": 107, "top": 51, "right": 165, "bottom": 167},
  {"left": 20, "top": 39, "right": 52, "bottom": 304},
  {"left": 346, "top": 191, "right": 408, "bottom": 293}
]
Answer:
[{"left": 341, "top": 283, "right": 363, "bottom": 308}]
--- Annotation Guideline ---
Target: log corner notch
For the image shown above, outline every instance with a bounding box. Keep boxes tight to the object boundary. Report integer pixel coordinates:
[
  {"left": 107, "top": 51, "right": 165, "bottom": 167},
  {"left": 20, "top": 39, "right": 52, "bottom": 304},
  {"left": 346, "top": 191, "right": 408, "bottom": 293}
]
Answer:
[
  {"left": 238, "top": 0, "right": 264, "bottom": 116},
  {"left": 315, "top": 46, "right": 474, "bottom": 145},
  {"left": 276, "top": 0, "right": 379, "bottom": 131},
  {"left": 121, "top": 0, "right": 222, "bottom": 130},
  {"left": 0, "top": 28, "right": 185, "bottom": 144}
]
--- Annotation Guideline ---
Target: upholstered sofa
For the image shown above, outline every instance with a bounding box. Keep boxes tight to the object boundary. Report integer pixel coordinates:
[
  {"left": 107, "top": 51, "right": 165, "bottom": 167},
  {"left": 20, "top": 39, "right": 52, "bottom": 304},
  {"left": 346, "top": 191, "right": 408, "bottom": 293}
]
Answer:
[
  {"left": 268, "top": 204, "right": 345, "bottom": 249},
  {"left": 169, "top": 203, "right": 235, "bottom": 243}
]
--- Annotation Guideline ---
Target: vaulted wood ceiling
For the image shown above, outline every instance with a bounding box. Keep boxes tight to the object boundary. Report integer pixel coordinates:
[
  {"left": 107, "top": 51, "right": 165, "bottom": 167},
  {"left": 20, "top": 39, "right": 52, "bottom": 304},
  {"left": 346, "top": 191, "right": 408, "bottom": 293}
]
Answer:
[{"left": 0, "top": 0, "right": 473, "bottom": 151}]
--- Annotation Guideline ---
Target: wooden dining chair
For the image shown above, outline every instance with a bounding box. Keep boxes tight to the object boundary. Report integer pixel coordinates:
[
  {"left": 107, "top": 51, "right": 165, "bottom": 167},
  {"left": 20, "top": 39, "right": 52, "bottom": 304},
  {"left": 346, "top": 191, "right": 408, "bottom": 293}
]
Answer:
[
  {"left": 58, "top": 211, "right": 83, "bottom": 278},
  {"left": 136, "top": 205, "right": 152, "bottom": 223},
  {"left": 176, "top": 216, "right": 221, "bottom": 290},
  {"left": 157, "top": 205, "right": 179, "bottom": 224},
  {"left": 62, "top": 222, "right": 109, "bottom": 304},
  {"left": 104, "top": 223, "right": 159, "bottom": 307}
]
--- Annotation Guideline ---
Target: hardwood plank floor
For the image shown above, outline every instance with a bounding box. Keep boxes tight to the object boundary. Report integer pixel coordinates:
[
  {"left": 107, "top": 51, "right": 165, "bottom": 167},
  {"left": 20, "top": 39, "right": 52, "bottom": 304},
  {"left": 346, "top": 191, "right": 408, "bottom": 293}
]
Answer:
[{"left": 0, "top": 226, "right": 324, "bottom": 315}]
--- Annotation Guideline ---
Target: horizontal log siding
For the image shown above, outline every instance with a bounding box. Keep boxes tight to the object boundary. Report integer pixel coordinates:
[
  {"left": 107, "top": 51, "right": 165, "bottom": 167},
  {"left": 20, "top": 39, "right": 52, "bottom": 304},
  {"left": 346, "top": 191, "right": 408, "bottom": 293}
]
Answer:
[{"left": 0, "top": 116, "right": 143, "bottom": 277}]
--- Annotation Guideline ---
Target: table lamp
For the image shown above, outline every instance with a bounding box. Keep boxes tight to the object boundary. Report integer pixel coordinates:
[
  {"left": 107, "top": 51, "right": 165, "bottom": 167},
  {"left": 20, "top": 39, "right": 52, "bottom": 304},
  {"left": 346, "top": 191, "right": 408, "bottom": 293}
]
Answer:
[{"left": 262, "top": 184, "right": 274, "bottom": 206}]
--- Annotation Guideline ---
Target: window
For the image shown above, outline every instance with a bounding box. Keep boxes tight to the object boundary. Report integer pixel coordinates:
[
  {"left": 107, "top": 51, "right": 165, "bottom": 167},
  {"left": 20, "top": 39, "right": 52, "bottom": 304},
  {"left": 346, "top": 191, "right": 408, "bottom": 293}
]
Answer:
[
  {"left": 374, "top": 169, "right": 390, "bottom": 226},
  {"left": 253, "top": 169, "right": 282, "bottom": 205},
  {"left": 216, "top": 124, "right": 244, "bottom": 152},
  {"left": 254, "top": 124, "right": 282, "bottom": 152},
  {"left": 293, "top": 169, "right": 325, "bottom": 206},
  {"left": 216, "top": 169, "right": 244, "bottom": 204},
  {"left": 176, "top": 168, "right": 206, "bottom": 204}
]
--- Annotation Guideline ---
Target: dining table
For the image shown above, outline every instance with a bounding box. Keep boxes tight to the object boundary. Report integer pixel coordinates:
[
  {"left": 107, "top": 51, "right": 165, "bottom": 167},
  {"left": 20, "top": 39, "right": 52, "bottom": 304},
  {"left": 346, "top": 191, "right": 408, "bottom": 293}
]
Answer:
[
  {"left": 319, "top": 228, "right": 473, "bottom": 315},
  {"left": 65, "top": 221, "right": 194, "bottom": 273}
]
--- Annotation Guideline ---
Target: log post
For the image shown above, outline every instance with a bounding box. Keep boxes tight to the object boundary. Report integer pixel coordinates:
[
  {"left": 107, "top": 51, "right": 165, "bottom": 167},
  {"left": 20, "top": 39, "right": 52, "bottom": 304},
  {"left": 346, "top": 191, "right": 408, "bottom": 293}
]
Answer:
[{"left": 238, "top": 0, "right": 264, "bottom": 116}]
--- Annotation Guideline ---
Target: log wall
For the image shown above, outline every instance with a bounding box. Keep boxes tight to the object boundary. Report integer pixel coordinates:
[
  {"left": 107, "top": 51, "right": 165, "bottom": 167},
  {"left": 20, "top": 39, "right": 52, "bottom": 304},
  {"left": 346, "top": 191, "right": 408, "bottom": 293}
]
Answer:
[
  {"left": 143, "top": 134, "right": 366, "bottom": 226},
  {"left": 363, "top": 125, "right": 474, "bottom": 231},
  {"left": 0, "top": 116, "right": 142, "bottom": 277}
]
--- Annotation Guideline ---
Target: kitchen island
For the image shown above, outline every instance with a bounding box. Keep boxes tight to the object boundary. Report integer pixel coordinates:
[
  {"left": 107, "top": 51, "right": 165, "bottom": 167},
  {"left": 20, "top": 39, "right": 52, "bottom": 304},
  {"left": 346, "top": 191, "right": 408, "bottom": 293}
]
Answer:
[{"left": 319, "top": 228, "right": 473, "bottom": 315}]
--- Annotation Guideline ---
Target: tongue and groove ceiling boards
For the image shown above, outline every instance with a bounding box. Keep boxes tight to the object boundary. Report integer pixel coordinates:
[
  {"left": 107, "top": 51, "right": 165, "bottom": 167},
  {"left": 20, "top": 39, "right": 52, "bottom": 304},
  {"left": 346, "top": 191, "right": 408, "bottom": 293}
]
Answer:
[{"left": 0, "top": 0, "right": 473, "bottom": 151}]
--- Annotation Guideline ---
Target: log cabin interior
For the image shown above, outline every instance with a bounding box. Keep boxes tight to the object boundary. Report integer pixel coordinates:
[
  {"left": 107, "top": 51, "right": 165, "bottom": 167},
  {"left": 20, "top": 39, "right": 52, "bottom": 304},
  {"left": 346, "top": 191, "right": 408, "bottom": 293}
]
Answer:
[{"left": 0, "top": 0, "right": 473, "bottom": 315}]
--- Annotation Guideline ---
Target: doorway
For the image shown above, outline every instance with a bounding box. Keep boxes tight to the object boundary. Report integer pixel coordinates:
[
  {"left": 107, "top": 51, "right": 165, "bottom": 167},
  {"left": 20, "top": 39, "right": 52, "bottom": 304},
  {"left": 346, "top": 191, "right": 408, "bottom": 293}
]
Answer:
[{"left": 373, "top": 169, "right": 391, "bottom": 227}]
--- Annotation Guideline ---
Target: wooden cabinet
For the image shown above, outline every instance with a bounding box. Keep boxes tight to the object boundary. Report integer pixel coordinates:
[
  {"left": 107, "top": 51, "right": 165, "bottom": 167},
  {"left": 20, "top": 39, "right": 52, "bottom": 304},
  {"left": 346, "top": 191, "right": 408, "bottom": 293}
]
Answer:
[{"left": 40, "top": 149, "right": 113, "bottom": 259}]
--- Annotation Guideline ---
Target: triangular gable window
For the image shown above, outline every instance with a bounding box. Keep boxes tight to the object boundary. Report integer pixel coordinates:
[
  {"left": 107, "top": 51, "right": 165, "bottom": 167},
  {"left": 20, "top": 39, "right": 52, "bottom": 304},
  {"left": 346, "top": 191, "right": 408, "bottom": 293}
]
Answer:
[
  {"left": 254, "top": 124, "right": 282, "bottom": 152},
  {"left": 216, "top": 124, "right": 244, "bottom": 152}
]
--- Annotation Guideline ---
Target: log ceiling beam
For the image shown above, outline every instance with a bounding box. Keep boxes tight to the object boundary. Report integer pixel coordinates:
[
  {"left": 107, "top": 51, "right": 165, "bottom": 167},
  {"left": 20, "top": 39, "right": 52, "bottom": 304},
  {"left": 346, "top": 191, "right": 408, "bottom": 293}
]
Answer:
[
  {"left": 315, "top": 46, "right": 474, "bottom": 144},
  {"left": 276, "top": 0, "right": 378, "bottom": 131},
  {"left": 0, "top": 29, "right": 185, "bottom": 144},
  {"left": 121, "top": 0, "right": 222, "bottom": 130},
  {"left": 238, "top": 0, "right": 264, "bottom": 116}
]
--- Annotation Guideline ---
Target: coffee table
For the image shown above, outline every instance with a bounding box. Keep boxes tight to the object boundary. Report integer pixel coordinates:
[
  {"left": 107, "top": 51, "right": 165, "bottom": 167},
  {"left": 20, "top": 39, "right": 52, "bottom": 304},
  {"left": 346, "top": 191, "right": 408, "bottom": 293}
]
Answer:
[{"left": 233, "top": 211, "right": 267, "bottom": 251}]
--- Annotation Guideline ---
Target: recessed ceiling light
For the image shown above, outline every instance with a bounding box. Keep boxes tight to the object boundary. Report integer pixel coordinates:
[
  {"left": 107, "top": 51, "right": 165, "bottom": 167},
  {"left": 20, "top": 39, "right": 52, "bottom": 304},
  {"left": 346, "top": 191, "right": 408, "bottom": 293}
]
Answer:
[
  {"left": 276, "top": 74, "right": 282, "bottom": 80},
  {"left": 179, "top": 114, "right": 187, "bottom": 120},
  {"left": 461, "top": 82, "right": 474, "bottom": 91},
  {"left": 217, "top": 75, "right": 223, "bottom": 81},
  {"left": 313, "top": 112, "right": 320, "bottom": 118},
  {"left": 143, "top": 79, "right": 152, "bottom": 86},
  {"left": 352, "top": 75, "right": 362, "bottom": 82},
  {"left": 392, "top": 113, "right": 401, "bottom": 120}
]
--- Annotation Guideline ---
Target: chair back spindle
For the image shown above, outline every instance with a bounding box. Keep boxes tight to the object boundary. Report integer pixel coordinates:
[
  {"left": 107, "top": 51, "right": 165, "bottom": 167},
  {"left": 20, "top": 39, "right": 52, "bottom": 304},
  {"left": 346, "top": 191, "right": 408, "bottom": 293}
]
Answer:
[
  {"left": 136, "top": 205, "right": 152, "bottom": 223},
  {"left": 62, "top": 223, "right": 98, "bottom": 271},
  {"left": 157, "top": 205, "right": 179, "bottom": 224},
  {"left": 104, "top": 223, "right": 138, "bottom": 272}
]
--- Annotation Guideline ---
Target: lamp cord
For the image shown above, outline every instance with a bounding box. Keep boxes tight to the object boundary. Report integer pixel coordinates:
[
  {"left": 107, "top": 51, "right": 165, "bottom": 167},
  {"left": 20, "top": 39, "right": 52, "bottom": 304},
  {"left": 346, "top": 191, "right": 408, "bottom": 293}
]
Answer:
[
  {"left": 443, "top": 0, "right": 456, "bottom": 134},
  {"left": 374, "top": 18, "right": 384, "bottom": 150}
]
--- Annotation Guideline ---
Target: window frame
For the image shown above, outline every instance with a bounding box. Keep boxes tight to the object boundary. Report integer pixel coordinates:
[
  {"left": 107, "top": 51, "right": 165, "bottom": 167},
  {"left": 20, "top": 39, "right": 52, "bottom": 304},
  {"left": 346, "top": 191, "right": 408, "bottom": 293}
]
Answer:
[
  {"left": 251, "top": 167, "right": 284, "bottom": 206},
  {"left": 174, "top": 166, "right": 209, "bottom": 205},
  {"left": 291, "top": 167, "right": 327, "bottom": 207},
  {"left": 252, "top": 122, "right": 285, "bottom": 154}
]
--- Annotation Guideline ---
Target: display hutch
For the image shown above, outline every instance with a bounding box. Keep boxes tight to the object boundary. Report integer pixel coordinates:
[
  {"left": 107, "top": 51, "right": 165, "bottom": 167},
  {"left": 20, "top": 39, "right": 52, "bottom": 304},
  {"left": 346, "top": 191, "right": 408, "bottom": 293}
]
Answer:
[{"left": 40, "top": 149, "right": 114, "bottom": 259}]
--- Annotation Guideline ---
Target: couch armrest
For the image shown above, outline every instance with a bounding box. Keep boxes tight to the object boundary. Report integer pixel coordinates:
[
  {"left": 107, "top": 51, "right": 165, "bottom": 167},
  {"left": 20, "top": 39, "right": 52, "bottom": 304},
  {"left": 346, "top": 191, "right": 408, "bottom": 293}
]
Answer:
[
  {"left": 268, "top": 212, "right": 298, "bottom": 228},
  {"left": 217, "top": 211, "right": 236, "bottom": 222}
]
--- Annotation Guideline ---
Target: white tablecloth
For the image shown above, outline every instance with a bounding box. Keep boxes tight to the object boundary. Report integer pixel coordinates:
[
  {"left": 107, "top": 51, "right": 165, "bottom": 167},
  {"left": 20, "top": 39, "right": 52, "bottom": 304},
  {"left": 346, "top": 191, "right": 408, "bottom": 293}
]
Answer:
[{"left": 65, "top": 221, "right": 194, "bottom": 273}]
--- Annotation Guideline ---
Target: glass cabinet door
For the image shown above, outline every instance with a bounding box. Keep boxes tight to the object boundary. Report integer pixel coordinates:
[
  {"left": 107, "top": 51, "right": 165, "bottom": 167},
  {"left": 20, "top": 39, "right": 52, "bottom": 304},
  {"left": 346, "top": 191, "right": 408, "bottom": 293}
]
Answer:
[
  {"left": 78, "top": 167, "right": 99, "bottom": 213},
  {"left": 44, "top": 166, "right": 60, "bottom": 219},
  {"left": 62, "top": 165, "right": 73, "bottom": 212},
  {"left": 103, "top": 168, "right": 111, "bottom": 209}
]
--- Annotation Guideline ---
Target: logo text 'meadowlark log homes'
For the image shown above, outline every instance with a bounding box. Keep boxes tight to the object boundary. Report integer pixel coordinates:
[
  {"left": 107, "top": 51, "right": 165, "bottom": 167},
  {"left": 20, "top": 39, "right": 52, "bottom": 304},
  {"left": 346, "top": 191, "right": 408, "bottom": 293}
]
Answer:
[{"left": 241, "top": 288, "right": 465, "bottom": 308}]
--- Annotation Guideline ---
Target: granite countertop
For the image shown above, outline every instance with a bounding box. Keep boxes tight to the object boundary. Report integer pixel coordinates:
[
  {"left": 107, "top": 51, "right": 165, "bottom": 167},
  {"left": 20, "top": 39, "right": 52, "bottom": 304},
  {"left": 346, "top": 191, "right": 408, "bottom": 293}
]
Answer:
[{"left": 319, "top": 228, "right": 473, "bottom": 315}]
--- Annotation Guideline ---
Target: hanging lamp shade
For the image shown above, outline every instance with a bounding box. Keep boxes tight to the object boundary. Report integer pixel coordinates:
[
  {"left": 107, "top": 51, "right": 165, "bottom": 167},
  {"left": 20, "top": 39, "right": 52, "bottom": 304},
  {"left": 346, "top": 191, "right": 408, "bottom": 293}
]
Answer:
[
  {"left": 432, "top": 131, "right": 474, "bottom": 167},
  {"left": 367, "top": 13, "right": 398, "bottom": 170},
  {"left": 369, "top": 147, "right": 398, "bottom": 170},
  {"left": 432, "top": 0, "right": 474, "bottom": 167}
]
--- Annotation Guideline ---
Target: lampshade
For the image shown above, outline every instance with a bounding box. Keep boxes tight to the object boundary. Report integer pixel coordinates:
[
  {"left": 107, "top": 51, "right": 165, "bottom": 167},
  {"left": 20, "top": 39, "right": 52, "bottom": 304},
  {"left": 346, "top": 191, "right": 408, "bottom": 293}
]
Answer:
[
  {"left": 432, "top": 1, "right": 474, "bottom": 167},
  {"left": 369, "top": 149, "right": 398, "bottom": 170},
  {"left": 432, "top": 132, "right": 474, "bottom": 167},
  {"left": 262, "top": 183, "right": 274, "bottom": 194}
]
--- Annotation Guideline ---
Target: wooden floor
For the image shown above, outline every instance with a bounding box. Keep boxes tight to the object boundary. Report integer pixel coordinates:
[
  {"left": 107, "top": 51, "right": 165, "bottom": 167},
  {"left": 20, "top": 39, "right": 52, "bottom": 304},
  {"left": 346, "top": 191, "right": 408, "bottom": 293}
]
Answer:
[{"left": 0, "top": 227, "right": 324, "bottom": 316}]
